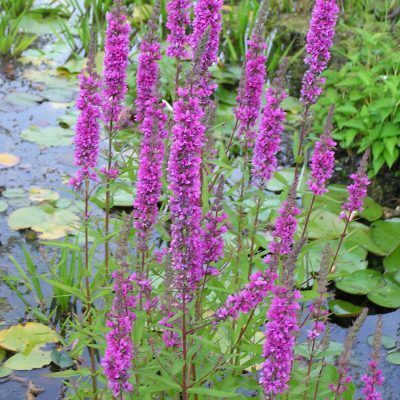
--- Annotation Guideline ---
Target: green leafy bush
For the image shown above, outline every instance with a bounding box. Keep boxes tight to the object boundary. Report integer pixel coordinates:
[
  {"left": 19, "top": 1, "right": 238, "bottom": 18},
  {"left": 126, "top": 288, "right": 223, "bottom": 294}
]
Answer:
[{"left": 314, "top": 19, "right": 400, "bottom": 175}]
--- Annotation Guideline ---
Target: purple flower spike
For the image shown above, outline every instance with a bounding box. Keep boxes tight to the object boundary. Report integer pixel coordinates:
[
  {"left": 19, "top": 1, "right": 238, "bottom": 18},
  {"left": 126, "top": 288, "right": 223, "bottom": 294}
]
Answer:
[
  {"left": 70, "top": 61, "right": 102, "bottom": 188},
  {"left": 308, "top": 106, "right": 336, "bottom": 195},
  {"left": 260, "top": 285, "right": 301, "bottom": 394},
  {"left": 103, "top": 3, "right": 131, "bottom": 127},
  {"left": 269, "top": 189, "right": 300, "bottom": 255},
  {"left": 301, "top": 0, "right": 339, "bottom": 105},
  {"left": 166, "top": 0, "right": 191, "bottom": 60},
  {"left": 168, "top": 87, "right": 206, "bottom": 294},
  {"left": 252, "top": 84, "right": 287, "bottom": 184},
  {"left": 341, "top": 150, "right": 370, "bottom": 217},
  {"left": 102, "top": 270, "right": 137, "bottom": 397}
]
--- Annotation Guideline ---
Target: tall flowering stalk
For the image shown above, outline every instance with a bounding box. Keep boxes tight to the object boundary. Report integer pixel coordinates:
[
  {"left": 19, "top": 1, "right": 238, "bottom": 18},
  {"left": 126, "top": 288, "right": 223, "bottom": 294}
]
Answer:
[
  {"left": 235, "top": 0, "right": 268, "bottom": 145},
  {"left": 329, "top": 308, "right": 368, "bottom": 398},
  {"left": 102, "top": 217, "right": 137, "bottom": 397},
  {"left": 260, "top": 241, "right": 303, "bottom": 396},
  {"left": 301, "top": 0, "right": 339, "bottom": 106},
  {"left": 191, "top": 0, "right": 223, "bottom": 98},
  {"left": 70, "top": 53, "right": 102, "bottom": 188},
  {"left": 70, "top": 45, "right": 101, "bottom": 399},
  {"left": 102, "top": 0, "right": 130, "bottom": 275},
  {"left": 134, "top": 6, "right": 167, "bottom": 257},
  {"left": 307, "top": 105, "right": 336, "bottom": 196},
  {"left": 252, "top": 72, "right": 287, "bottom": 184},
  {"left": 166, "top": 0, "right": 191, "bottom": 60},
  {"left": 302, "top": 105, "right": 336, "bottom": 236},
  {"left": 361, "top": 317, "right": 384, "bottom": 400}
]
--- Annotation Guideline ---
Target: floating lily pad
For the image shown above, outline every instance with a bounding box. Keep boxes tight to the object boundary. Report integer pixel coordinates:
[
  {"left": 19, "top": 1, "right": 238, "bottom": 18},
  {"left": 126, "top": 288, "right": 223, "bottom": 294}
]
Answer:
[
  {"left": 383, "top": 244, "right": 400, "bottom": 274},
  {"left": 308, "top": 210, "right": 346, "bottom": 239},
  {"left": 4, "top": 344, "right": 53, "bottom": 371},
  {"left": 349, "top": 225, "right": 387, "bottom": 256},
  {"left": 367, "top": 334, "right": 396, "bottom": 350},
  {"left": 0, "top": 366, "right": 12, "bottom": 378},
  {"left": 42, "top": 87, "right": 77, "bottom": 103},
  {"left": 2, "top": 188, "right": 26, "bottom": 199},
  {"left": 367, "top": 279, "right": 400, "bottom": 308},
  {"left": 8, "top": 205, "right": 78, "bottom": 240},
  {"left": 386, "top": 351, "right": 400, "bottom": 365},
  {"left": 360, "top": 197, "right": 383, "bottom": 222},
  {"left": 2, "top": 92, "right": 43, "bottom": 107},
  {"left": 28, "top": 187, "right": 60, "bottom": 203},
  {"left": 51, "top": 350, "right": 74, "bottom": 368},
  {"left": 0, "top": 200, "right": 7, "bottom": 213},
  {"left": 370, "top": 219, "right": 400, "bottom": 255},
  {"left": 94, "top": 187, "right": 135, "bottom": 208},
  {"left": 0, "top": 323, "right": 58, "bottom": 353},
  {"left": 0, "top": 153, "right": 20, "bottom": 169},
  {"left": 57, "top": 111, "right": 77, "bottom": 128},
  {"left": 329, "top": 299, "right": 363, "bottom": 317},
  {"left": 335, "top": 270, "right": 381, "bottom": 295},
  {"left": 266, "top": 168, "right": 296, "bottom": 192},
  {"left": 21, "top": 125, "right": 74, "bottom": 147}
]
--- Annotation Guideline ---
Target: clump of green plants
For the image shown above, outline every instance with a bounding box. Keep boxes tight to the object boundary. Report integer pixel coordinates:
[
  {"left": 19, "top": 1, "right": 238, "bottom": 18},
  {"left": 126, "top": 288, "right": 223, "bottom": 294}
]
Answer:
[
  {"left": 314, "top": 2, "right": 400, "bottom": 175},
  {"left": 3, "top": 0, "right": 399, "bottom": 400}
]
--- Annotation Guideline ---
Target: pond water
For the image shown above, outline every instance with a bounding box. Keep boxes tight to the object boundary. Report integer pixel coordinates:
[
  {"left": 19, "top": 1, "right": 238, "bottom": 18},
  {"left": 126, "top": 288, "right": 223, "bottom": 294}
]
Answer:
[{"left": 0, "top": 58, "right": 399, "bottom": 399}]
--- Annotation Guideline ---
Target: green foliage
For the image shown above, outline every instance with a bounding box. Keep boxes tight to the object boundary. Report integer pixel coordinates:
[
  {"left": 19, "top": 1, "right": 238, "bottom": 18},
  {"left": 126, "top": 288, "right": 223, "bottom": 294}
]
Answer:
[{"left": 313, "top": 16, "right": 400, "bottom": 175}]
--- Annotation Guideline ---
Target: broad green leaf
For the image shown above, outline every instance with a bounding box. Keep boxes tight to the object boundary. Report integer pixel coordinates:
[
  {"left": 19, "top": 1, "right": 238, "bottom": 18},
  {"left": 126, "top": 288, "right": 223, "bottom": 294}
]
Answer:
[
  {"left": 334, "top": 270, "right": 381, "bottom": 295},
  {"left": 21, "top": 125, "right": 74, "bottom": 147},
  {"left": 367, "top": 279, "right": 400, "bottom": 308},
  {"left": 329, "top": 300, "right": 363, "bottom": 317}
]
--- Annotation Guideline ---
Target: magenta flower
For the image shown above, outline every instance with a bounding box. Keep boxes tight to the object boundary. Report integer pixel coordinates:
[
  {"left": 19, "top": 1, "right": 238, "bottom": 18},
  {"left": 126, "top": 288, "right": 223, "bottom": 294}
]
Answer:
[
  {"left": 135, "top": 39, "right": 162, "bottom": 123},
  {"left": 269, "top": 191, "right": 300, "bottom": 255},
  {"left": 260, "top": 284, "right": 301, "bottom": 394},
  {"left": 215, "top": 268, "right": 277, "bottom": 321},
  {"left": 191, "top": 0, "right": 223, "bottom": 98},
  {"left": 167, "top": 87, "right": 206, "bottom": 294},
  {"left": 252, "top": 85, "right": 287, "bottom": 184},
  {"left": 159, "top": 310, "right": 182, "bottom": 348},
  {"left": 361, "top": 361, "right": 384, "bottom": 400},
  {"left": 166, "top": 0, "right": 191, "bottom": 59},
  {"left": 134, "top": 27, "right": 167, "bottom": 251},
  {"left": 235, "top": 36, "right": 267, "bottom": 145},
  {"left": 341, "top": 150, "right": 370, "bottom": 217},
  {"left": 308, "top": 107, "right": 336, "bottom": 195},
  {"left": 102, "top": 4, "right": 131, "bottom": 126},
  {"left": 70, "top": 63, "right": 102, "bottom": 188},
  {"left": 301, "top": 0, "right": 339, "bottom": 105},
  {"left": 102, "top": 270, "right": 137, "bottom": 397}
]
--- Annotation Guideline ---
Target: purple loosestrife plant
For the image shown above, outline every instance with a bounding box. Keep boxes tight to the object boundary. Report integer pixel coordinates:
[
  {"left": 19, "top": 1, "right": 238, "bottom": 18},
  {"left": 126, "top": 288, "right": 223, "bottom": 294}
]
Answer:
[
  {"left": 134, "top": 10, "right": 167, "bottom": 252},
  {"left": 70, "top": 57, "right": 102, "bottom": 188},
  {"left": 167, "top": 85, "right": 206, "bottom": 295},
  {"left": 235, "top": 0, "right": 268, "bottom": 145},
  {"left": 191, "top": 0, "right": 223, "bottom": 98},
  {"left": 252, "top": 76, "right": 287, "bottom": 184},
  {"left": 301, "top": 0, "right": 339, "bottom": 105},
  {"left": 341, "top": 150, "right": 370, "bottom": 218},
  {"left": 260, "top": 241, "right": 304, "bottom": 395},
  {"left": 308, "top": 105, "right": 337, "bottom": 195},
  {"left": 166, "top": 0, "right": 191, "bottom": 60},
  {"left": 361, "top": 317, "right": 384, "bottom": 400},
  {"left": 103, "top": 1, "right": 130, "bottom": 128},
  {"left": 269, "top": 185, "right": 301, "bottom": 255},
  {"left": 329, "top": 308, "right": 368, "bottom": 398}
]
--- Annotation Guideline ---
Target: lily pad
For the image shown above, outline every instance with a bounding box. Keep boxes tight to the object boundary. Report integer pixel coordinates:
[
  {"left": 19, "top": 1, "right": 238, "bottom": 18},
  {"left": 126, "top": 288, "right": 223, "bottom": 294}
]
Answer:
[
  {"left": 0, "top": 200, "right": 7, "bottom": 213},
  {"left": 2, "top": 92, "right": 43, "bottom": 107},
  {"left": 21, "top": 125, "right": 74, "bottom": 147},
  {"left": 0, "top": 153, "right": 20, "bottom": 169},
  {"left": 266, "top": 168, "right": 296, "bottom": 192},
  {"left": 335, "top": 270, "right": 382, "bottom": 295},
  {"left": 8, "top": 205, "right": 78, "bottom": 240},
  {"left": 367, "top": 334, "right": 396, "bottom": 350},
  {"left": 360, "top": 197, "right": 383, "bottom": 222},
  {"left": 308, "top": 210, "right": 346, "bottom": 239},
  {"left": 0, "top": 366, "right": 12, "bottom": 378},
  {"left": 51, "top": 350, "right": 74, "bottom": 368},
  {"left": 28, "top": 187, "right": 60, "bottom": 203},
  {"left": 4, "top": 344, "right": 53, "bottom": 370},
  {"left": 349, "top": 225, "right": 387, "bottom": 256},
  {"left": 2, "top": 188, "right": 26, "bottom": 199},
  {"left": 370, "top": 219, "right": 400, "bottom": 255},
  {"left": 0, "top": 322, "right": 58, "bottom": 353},
  {"left": 383, "top": 244, "right": 400, "bottom": 274},
  {"left": 367, "top": 279, "right": 400, "bottom": 308},
  {"left": 386, "top": 351, "right": 400, "bottom": 365},
  {"left": 329, "top": 299, "right": 363, "bottom": 317}
]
